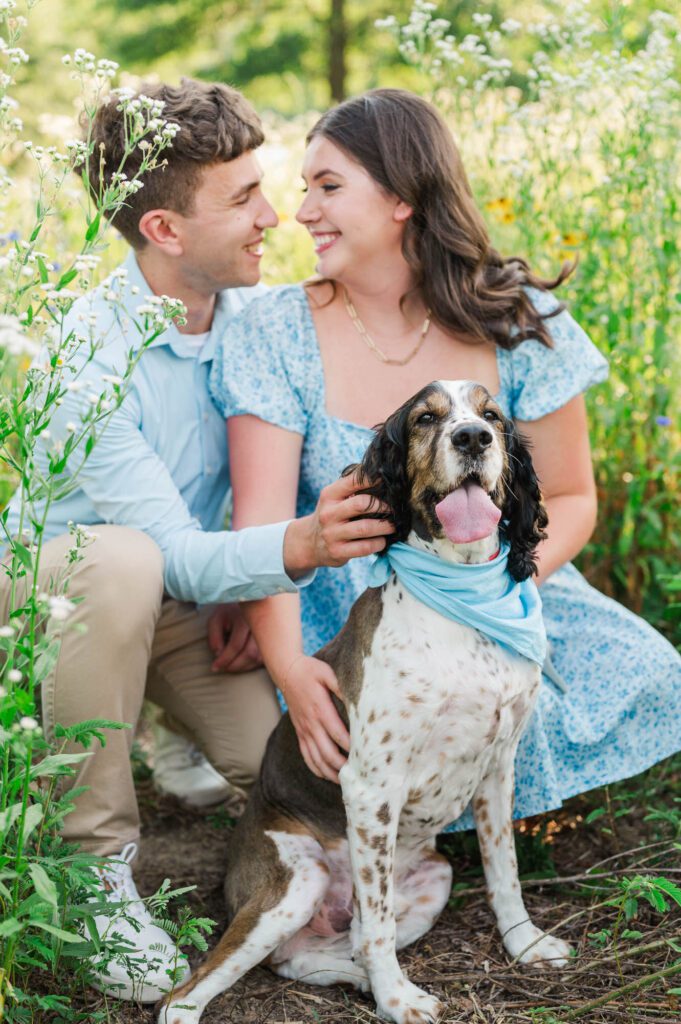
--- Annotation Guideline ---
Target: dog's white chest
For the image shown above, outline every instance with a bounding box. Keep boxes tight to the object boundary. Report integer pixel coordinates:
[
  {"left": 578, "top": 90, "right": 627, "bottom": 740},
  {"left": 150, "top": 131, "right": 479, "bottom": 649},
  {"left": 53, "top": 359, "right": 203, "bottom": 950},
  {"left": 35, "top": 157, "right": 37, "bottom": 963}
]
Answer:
[{"left": 346, "top": 578, "right": 540, "bottom": 842}]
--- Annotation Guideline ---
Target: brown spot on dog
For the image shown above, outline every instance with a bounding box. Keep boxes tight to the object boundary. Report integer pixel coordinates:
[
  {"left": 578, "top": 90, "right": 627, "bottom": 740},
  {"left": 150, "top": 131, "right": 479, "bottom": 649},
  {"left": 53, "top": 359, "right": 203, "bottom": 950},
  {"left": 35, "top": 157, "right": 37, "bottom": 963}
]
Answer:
[
  {"left": 360, "top": 866, "right": 373, "bottom": 884},
  {"left": 357, "top": 826, "right": 369, "bottom": 844},
  {"left": 368, "top": 709, "right": 376, "bottom": 724},
  {"left": 377, "top": 802, "right": 391, "bottom": 826},
  {"left": 316, "top": 586, "right": 384, "bottom": 707},
  {"left": 381, "top": 730, "right": 392, "bottom": 744}
]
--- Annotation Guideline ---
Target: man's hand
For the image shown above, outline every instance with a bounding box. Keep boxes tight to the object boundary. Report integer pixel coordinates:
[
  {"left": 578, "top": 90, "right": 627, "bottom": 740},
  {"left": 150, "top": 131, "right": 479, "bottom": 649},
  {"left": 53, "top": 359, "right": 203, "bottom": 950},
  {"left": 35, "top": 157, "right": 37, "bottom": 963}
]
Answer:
[
  {"left": 282, "top": 655, "right": 350, "bottom": 783},
  {"left": 207, "top": 603, "right": 263, "bottom": 674},
  {"left": 283, "top": 470, "right": 394, "bottom": 577}
]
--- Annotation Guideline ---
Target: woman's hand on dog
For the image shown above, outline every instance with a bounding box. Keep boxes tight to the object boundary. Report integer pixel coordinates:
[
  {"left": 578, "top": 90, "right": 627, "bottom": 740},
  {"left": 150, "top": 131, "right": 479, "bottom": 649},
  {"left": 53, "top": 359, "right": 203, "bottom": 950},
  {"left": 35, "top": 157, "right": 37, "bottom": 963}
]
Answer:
[
  {"left": 283, "top": 655, "right": 350, "bottom": 782},
  {"left": 284, "top": 471, "right": 394, "bottom": 577}
]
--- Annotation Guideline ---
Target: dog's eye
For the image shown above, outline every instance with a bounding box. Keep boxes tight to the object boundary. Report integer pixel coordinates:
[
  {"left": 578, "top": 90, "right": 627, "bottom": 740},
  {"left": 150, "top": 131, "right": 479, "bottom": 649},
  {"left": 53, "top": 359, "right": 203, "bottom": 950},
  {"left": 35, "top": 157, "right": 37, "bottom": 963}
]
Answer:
[
  {"left": 483, "top": 409, "right": 500, "bottom": 423},
  {"left": 416, "top": 412, "right": 436, "bottom": 425}
]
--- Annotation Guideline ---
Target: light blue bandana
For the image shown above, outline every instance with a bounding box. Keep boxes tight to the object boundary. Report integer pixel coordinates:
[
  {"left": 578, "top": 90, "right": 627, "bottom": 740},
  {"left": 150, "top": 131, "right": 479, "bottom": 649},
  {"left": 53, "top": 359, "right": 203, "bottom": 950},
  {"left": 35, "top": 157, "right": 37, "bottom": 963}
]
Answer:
[{"left": 368, "top": 540, "right": 547, "bottom": 667}]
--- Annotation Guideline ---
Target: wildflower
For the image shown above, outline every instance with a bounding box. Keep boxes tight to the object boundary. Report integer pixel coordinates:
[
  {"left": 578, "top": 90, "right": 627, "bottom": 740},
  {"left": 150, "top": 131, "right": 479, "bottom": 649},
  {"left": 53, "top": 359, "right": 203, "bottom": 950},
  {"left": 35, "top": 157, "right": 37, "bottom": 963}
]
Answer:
[
  {"left": 0, "top": 314, "right": 39, "bottom": 359},
  {"left": 7, "top": 668, "right": 22, "bottom": 683},
  {"left": 48, "top": 595, "right": 76, "bottom": 621},
  {"left": 561, "top": 231, "right": 587, "bottom": 247},
  {"left": 655, "top": 415, "right": 671, "bottom": 427},
  {"left": 0, "top": 685, "right": 6, "bottom": 698},
  {"left": 0, "top": 624, "right": 15, "bottom": 638},
  {"left": 19, "top": 716, "right": 40, "bottom": 732}
]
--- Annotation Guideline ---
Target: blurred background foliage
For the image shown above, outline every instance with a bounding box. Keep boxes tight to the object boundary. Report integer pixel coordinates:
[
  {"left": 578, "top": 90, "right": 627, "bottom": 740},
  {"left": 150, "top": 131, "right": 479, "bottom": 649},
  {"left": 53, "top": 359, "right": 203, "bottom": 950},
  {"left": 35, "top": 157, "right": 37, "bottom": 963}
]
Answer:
[{"left": 17, "top": 0, "right": 681, "bottom": 118}]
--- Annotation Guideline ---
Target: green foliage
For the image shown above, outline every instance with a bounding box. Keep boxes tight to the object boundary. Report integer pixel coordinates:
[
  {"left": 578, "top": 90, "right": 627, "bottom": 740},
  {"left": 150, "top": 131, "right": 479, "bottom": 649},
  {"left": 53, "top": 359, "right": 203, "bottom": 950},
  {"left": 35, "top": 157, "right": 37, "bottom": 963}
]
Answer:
[{"left": 0, "top": 9, "right": 210, "bottom": 1019}]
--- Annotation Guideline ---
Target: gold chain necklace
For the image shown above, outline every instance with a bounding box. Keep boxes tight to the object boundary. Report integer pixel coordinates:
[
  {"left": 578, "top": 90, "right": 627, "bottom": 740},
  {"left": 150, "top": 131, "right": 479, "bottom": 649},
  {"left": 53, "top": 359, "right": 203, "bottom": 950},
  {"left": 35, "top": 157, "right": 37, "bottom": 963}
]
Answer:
[{"left": 343, "top": 287, "right": 432, "bottom": 367}]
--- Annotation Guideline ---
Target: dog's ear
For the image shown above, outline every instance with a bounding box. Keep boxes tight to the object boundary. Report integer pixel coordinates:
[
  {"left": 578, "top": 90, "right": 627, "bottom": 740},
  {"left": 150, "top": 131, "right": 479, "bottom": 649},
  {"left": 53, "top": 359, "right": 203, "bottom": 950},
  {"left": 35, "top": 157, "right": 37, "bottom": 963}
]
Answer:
[
  {"left": 500, "top": 419, "right": 548, "bottom": 582},
  {"left": 342, "top": 404, "right": 412, "bottom": 543}
]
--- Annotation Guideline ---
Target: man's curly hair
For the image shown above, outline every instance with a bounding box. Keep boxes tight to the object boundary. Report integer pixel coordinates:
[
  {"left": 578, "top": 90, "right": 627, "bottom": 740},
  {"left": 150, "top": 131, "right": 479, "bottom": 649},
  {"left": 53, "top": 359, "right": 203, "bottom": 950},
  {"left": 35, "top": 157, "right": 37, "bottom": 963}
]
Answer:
[{"left": 86, "top": 78, "right": 264, "bottom": 249}]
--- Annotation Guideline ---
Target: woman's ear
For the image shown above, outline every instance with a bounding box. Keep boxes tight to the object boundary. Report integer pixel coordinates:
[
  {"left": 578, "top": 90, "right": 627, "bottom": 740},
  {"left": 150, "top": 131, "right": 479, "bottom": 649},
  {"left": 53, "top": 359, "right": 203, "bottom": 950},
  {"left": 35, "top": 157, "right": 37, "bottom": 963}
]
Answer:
[
  {"left": 393, "top": 200, "right": 413, "bottom": 223},
  {"left": 501, "top": 419, "right": 548, "bottom": 582}
]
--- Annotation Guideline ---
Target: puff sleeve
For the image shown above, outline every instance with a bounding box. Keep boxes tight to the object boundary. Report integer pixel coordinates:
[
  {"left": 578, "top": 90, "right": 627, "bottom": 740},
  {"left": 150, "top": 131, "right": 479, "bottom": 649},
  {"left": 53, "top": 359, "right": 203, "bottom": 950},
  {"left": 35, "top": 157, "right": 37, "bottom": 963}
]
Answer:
[
  {"left": 210, "top": 285, "right": 314, "bottom": 435},
  {"left": 504, "top": 287, "right": 609, "bottom": 421}
]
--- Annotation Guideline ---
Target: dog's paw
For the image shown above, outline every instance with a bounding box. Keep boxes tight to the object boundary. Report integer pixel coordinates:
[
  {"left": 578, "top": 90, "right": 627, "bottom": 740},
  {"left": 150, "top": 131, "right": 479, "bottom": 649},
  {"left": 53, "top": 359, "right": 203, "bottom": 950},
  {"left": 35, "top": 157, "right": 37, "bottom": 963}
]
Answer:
[
  {"left": 157, "top": 1001, "right": 201, "bottom": 1024},
  {"left": 511, "top": 929, "right": 573, "bottom": 969},
  {"left": 377, "top": 979, "right": 444, "bottom": 1024}
]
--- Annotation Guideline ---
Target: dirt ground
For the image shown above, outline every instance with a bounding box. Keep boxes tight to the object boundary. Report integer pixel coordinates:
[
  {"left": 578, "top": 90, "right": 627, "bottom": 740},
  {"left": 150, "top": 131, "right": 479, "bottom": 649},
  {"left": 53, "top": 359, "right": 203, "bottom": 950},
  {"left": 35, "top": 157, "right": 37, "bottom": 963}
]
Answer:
[{"left": 78, "top": 753, "right": 681, "bottom": 1024}]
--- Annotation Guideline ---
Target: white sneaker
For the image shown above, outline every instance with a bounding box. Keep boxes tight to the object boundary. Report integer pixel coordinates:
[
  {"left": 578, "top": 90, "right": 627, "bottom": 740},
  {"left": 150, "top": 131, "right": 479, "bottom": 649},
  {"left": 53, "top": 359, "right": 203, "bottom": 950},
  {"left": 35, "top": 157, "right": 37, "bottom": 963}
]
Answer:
[
  {"left": 152, "top": 721, "right": 234, "bottom": 809},
  {"left": 88, "top": 842, "right": 190, "bottom": 1003}
]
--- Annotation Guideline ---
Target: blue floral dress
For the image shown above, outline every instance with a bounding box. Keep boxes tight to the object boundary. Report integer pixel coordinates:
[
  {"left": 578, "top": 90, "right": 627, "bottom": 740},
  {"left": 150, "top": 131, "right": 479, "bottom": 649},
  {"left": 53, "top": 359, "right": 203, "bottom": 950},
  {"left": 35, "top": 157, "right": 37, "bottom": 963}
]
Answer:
[{"left": 211, "top": 284, "right": 681, "bottom": 829}]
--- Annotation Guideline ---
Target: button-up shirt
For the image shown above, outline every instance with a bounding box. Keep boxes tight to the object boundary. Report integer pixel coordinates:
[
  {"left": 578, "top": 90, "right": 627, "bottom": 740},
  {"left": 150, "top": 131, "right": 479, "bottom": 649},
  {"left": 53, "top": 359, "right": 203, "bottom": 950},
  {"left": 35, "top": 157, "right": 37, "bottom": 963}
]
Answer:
[{"left": 5, "top": 252, "right": 306, "bottom": 604}]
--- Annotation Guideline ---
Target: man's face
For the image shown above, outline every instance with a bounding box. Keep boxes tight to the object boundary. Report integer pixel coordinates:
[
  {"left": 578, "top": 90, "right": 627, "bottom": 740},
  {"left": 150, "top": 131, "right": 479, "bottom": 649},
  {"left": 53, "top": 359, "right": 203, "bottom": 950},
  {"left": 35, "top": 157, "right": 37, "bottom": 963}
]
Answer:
[{"left": 174, "top": 152, "right": 278, "bottom": 291}]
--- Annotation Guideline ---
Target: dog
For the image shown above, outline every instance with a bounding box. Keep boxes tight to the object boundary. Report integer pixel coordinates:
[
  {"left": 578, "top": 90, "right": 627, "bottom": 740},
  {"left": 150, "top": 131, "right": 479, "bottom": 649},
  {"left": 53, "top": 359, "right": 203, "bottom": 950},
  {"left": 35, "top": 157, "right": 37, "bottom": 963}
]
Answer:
[{"left": 159, "top": 380, "right": 572, "bottom": 1024}]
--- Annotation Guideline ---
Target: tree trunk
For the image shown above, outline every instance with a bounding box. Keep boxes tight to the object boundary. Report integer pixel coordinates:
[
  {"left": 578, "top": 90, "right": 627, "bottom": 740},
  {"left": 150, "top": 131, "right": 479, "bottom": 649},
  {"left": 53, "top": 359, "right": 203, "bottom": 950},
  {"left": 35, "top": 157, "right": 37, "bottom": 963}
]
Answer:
[{"left": 329, "top": 0, "right": 346, "bottom": 103}]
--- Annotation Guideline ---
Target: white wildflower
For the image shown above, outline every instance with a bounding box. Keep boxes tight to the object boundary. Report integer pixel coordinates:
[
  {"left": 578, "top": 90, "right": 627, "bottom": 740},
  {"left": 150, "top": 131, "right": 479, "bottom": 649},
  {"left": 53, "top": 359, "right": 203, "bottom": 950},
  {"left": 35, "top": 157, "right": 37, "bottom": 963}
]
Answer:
[
  {"left": 7, "top": 668, "right": 22, "bottom": 683},
  {"left": 48, "top": 595, "right": 76, "bottom": 622},
  {"left": 0, "top": 314, "right": 39, "bottom": 359},
  {"left": 19, "top": 716, "right": 40, "bottom": 731},
  {"left": 0, "top": 625, "right": 15, "bottom": 638}
]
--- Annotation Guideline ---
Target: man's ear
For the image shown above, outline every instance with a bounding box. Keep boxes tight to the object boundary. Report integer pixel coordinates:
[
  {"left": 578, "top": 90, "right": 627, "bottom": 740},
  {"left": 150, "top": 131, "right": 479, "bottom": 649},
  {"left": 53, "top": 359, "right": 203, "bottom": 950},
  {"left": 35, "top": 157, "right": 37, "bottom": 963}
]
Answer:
[{"left": 138, "top": 208, "right": 184, "bottom": 255}]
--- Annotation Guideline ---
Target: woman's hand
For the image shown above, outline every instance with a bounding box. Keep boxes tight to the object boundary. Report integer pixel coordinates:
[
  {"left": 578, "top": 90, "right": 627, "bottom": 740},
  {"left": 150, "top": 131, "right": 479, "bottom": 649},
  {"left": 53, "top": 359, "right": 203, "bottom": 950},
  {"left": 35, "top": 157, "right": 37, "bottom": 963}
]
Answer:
[{"left": 281, "top": 655, "right": 350, "bottom": 783}]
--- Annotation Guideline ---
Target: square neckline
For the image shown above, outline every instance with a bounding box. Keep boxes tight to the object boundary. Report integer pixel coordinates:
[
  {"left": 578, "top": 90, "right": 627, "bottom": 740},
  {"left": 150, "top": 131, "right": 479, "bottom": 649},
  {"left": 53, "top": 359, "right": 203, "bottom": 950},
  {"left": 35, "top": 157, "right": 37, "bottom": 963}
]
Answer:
[{"left": 296, "top": 284, "right": 508, "bottom": 434}]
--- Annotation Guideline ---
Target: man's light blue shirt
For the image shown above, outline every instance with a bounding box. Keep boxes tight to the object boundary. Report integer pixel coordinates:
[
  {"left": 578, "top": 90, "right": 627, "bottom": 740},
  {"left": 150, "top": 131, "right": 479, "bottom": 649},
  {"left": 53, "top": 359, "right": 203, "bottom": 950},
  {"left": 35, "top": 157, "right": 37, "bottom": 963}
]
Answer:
[{"left": 5, "top": 252, "right": 307, "bottom": 604}]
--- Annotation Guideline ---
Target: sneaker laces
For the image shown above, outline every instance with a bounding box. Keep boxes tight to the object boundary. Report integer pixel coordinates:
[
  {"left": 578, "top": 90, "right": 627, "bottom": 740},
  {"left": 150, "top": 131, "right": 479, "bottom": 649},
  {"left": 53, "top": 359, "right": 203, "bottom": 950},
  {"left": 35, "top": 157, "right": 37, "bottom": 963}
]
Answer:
[{"left": 95, "top": 843, "right": 154, "bottom": 927}]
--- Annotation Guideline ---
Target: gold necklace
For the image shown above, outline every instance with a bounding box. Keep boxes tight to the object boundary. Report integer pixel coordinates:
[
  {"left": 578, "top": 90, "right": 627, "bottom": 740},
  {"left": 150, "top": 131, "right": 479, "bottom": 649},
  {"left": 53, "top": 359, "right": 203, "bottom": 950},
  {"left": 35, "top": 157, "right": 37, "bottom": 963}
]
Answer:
[{"left": 343, "top": 287, "right": 432, "bottom": 367}]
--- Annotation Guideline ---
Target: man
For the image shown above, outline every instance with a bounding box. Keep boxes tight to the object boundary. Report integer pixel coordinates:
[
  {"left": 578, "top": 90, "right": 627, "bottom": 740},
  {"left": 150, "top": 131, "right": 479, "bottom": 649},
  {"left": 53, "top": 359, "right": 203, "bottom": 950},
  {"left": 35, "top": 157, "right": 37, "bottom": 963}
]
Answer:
[{"left": 1, "top": 78, "right": 392, "bottom": 1001}]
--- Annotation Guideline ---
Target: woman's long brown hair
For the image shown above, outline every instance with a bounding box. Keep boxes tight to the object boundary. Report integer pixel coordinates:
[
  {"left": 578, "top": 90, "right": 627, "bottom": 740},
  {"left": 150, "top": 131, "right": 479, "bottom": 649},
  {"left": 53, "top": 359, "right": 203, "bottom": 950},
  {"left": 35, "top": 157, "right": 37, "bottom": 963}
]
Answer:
[{"left": 307, "top": 89, "right": 571, "bottom": 350}]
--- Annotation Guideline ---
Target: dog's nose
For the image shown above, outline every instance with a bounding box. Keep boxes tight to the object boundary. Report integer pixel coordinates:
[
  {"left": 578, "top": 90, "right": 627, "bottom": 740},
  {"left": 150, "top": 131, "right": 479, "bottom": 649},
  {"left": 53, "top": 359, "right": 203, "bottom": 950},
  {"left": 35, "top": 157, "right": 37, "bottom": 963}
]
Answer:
[{"left": 451, "top": 424, "right": 494, "bottom": 454}]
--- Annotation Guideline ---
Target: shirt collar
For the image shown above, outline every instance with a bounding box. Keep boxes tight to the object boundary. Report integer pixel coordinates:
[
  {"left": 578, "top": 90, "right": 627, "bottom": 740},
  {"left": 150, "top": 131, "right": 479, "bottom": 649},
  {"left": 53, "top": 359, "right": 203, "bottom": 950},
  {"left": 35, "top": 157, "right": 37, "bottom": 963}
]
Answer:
[{"left": 112, "top": 251, "right": 244, "bottom": 364}]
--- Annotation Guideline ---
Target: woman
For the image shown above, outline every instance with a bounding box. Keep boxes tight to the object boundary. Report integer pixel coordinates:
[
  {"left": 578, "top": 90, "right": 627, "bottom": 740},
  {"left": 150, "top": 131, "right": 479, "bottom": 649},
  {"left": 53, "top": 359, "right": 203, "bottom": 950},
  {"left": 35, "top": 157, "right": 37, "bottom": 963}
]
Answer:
[{"left": 210, "top": 89, "right": 681, "bottom": 828}]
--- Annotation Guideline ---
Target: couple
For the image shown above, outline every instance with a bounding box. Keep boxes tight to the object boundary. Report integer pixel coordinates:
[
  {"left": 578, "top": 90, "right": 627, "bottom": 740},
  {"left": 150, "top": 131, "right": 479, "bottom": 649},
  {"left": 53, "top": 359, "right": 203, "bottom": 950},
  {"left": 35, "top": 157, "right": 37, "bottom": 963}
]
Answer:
[{"left": 3, "top": 79, "right": 680, "bottom": 1003}]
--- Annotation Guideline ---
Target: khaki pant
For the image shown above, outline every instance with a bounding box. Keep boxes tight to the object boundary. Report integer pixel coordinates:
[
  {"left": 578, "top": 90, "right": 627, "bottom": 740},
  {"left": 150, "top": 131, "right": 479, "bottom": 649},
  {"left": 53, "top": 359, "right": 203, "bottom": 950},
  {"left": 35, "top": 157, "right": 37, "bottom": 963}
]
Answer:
[{"left": 0, "top": 525, "right": 281, "bottom": 855}]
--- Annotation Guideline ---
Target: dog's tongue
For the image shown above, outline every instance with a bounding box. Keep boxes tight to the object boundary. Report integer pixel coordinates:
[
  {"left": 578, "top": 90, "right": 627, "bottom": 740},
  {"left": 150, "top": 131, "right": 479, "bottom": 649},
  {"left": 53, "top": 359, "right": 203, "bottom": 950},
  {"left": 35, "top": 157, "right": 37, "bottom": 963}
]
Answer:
[{"left": 435, "top": 482, "right": 501, "bottom": 544}]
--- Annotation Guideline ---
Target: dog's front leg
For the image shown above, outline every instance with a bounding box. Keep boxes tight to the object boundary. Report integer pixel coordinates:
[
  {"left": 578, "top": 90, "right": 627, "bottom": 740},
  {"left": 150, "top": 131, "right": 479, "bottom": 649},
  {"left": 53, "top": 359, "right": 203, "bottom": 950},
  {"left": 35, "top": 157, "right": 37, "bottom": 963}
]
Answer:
[
  {"left": 473, "top": 750, "right": 572, "bottom": 968},
  {"left": 341, "top": 765, "right": 443, "bottom": 1024}
]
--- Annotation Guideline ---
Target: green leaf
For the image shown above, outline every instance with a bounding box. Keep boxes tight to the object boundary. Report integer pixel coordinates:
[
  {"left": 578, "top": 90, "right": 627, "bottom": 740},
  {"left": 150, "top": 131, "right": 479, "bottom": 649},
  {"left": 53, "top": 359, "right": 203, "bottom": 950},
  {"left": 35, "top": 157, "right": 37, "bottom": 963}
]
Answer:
[
  {"left": 584, "top": 807, "right": 607, "bottom": 824},
  {"left": 0, "top": 917, "right": 23, "bottom": 938},
  {"left": 29, "top": 751, "right": 92, "bottom": 779},
  {"left": 85, "top": 212, "right": 101, "bottom": 242},
  {"left": 33, "top": 921, "right": 86, "bottom": 943},
  {"left": 20, "top": 802, "right": 44, "bottom": 844},
  {"left": 653, "top": 877, "right": 681, "bottom": 908},
  {"left": 57, "top": 268, "right": 78, "bottom": 290},
  {"left": 12, "top": 541, "right": 34, "bottom": 571},
  {"left": 37, "top": 256, "right": 49, "bottom": 284},
  {"left": 28, "top": 863, "right": 58, "bottom": 909}
]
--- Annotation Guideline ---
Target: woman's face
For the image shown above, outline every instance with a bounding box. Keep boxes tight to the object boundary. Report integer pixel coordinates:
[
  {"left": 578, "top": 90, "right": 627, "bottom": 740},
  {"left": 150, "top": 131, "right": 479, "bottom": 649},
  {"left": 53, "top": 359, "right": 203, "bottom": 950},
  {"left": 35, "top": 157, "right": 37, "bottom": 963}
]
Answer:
[{"left": 296, "top": 135, "right": 410, "bottom": 281}]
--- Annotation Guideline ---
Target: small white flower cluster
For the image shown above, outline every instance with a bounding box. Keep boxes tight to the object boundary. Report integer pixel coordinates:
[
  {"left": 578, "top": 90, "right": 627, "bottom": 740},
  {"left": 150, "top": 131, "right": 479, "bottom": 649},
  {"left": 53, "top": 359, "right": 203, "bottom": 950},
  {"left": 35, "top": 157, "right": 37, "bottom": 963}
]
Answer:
[
  {"left": 61, "top": 51, "right": 119, "bottom": 93},
  {"left": 0, "top": 36, "right": 29, "bottom": 66},
  {"left": 0, "top": 313, "right": 39, "bottom": 359},
  {"left": 11, "top": 715, "right": 42, "bottom": 737},
  {"left": 65, "top": 137, "right": 90, "bottom": 167},
  {"left": 36, "top": 590, "right": 77, "bottom": 622},
  {"left": 108, "top": 170, "right": 145, "bottom": 196},
  {"left": 66, "top": 521, "right": 99, "bottom": 564},
  {"left": 136, "top": 292, "right": 187, "bottom": 329}
]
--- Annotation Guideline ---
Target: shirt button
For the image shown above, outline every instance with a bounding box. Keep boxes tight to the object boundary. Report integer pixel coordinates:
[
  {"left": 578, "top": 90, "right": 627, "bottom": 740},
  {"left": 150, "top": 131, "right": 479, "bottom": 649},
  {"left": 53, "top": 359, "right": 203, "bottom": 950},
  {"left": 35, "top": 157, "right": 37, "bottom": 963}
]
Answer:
[
  {"left": 203, "top": 413, "right": 209, "bottom": 422},
  {"left": 206, "top": 466, "right": 213, "bottom": 475}
]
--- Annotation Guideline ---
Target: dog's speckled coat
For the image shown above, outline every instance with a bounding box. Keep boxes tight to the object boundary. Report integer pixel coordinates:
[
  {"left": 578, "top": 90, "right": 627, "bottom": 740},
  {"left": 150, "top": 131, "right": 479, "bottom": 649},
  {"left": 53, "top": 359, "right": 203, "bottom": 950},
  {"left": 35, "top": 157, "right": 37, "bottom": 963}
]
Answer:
[{"left": 159, "top": 381, "right": 571, "bottom": 1024}]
